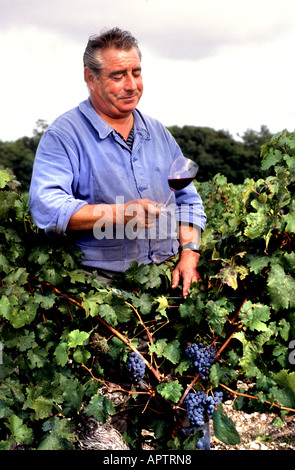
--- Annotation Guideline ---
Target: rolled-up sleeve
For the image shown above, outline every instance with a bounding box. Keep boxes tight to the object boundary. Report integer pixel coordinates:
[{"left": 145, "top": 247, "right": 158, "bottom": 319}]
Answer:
[
  {"left": 29, "top": 129, "right": 87, "bottom": 236},
  {"left": 175, "top": 186, "right": 207, "bottom": 231},
  {"left": 166, "top": 135, "right": 206, "bottom": 231}
]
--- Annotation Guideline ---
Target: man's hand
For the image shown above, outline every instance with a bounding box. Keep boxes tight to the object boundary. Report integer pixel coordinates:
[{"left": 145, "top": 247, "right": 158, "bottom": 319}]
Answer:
[
  {"left": 171, "top": 250, "right": 202, "bottom": 299},
  {"left": 124, "top": 198, "right": 160, "bottom": 229},
  {"left": 67, "top": 199, "right": 160, "bottom": 231}
]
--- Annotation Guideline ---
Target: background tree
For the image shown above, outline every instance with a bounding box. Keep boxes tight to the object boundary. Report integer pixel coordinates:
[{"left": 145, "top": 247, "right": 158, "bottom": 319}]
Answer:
[
  {"left": 0, "top": 120, "right": 48, "bottom": 191},
  {"left": 168, "top": 125, "right": 273, "bottom": 183},
  {"left": 0, "top": 121, "right": 272, "bottom": 191}
]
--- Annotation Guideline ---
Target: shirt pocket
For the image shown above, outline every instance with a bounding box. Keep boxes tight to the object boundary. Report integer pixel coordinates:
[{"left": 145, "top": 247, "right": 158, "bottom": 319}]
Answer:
[{"left": 77, "top": 242, "right": 127, "bottom": 271}]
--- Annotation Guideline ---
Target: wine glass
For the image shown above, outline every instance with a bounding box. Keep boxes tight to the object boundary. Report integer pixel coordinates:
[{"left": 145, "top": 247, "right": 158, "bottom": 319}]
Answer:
[{"left": 161, "top": 155, "right": 199, "bottom": 211}]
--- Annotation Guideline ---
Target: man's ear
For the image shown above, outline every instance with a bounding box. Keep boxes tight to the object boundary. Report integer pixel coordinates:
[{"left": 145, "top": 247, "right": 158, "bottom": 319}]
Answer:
[{"left": 84, "top": 67, "right": 96, "bottom": 91}]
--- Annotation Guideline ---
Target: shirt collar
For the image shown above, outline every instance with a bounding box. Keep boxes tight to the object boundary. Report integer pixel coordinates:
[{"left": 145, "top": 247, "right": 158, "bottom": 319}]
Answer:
[{"left": 79, "top": 98, "right": 150, "bottom": 140}]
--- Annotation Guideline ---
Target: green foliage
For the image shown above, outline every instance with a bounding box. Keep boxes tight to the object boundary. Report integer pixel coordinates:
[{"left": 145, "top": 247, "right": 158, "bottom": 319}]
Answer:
[
  {"left": 0, "top": 120, "right": 48, "bottom": 192},
  {"left": 212, "top": 405, "right": 240, "bottom": 445},
  {"left": 1, "top": 122, "right": 271, "bottom": 192},
  {"left": 168, "top": 124, "right": 272, "bottom": 183},
  {"left": 0, "top": 129, "right": 294, "bottom": 450}
]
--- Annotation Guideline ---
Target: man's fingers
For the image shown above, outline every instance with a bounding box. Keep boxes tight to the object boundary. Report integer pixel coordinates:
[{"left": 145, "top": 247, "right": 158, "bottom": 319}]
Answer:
[
  {"left": 172, "top": 269, "right": 203, "bottom": 298},
  {"left": 171, "top": 269, "right": 180, "bottom": 289}
]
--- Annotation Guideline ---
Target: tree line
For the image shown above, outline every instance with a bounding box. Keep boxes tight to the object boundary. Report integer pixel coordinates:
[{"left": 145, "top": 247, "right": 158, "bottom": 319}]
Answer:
[{"left": 0, "top": 121, "right": 273, "bottom": 191}]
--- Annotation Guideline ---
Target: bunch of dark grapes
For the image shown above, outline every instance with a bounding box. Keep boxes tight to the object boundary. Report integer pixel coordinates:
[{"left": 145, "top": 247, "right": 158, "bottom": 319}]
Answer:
[
  {"left": 185, "top": 391, "right": 223, "bottom": 427},
  {"left": 206, "top": 391, "right": 223, "bottom": 419},
  {"left": 185, "top": 391, "right": 208, "bottom": 427},
  {"left": 185, "top": 342, "right": 215, "bottom": 380},
  {"left": 126, "top": 352, "right": 146, "bottom": 383}
]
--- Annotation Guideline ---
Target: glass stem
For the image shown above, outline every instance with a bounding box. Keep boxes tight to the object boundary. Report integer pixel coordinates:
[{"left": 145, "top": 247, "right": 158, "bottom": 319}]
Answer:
[{"left": 161, "top": 191, "right": 174, "bottom": 211}]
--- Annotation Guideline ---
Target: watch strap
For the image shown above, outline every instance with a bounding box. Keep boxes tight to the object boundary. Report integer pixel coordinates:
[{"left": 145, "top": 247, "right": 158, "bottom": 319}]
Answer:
[{"left": 179, "top": 242, "right": 200, "bottom": 253}]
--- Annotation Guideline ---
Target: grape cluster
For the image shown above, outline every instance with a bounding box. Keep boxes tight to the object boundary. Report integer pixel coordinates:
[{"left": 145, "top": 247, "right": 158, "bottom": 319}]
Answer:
[
  {"left": 185, "top": 342, "right": 215, "bottom": 380},
  {"left": 126, "top": 352, "right": 146, "bottom": 383},
  {"left": 185, "top": 391, "right": 223, "bottom": 427}
]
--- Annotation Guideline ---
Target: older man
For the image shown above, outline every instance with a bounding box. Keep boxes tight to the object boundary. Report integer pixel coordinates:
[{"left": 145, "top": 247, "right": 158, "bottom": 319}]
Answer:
[{"left": 29, "top": 28, "right": 206, "bottom": 298}]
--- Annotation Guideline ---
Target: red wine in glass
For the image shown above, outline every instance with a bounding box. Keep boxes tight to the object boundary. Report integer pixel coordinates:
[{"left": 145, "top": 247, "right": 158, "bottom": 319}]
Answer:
[
  {"left": 168, "top": 176, "right": 194, "bottom": 191},
  {"left": 161, "top": 156, "right": 199, "bottom": 210}
]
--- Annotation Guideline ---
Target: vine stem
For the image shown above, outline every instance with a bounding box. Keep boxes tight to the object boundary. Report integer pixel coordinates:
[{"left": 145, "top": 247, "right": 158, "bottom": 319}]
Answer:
[
  {"left": 178, "top": 302, "right": 247, "bottom": 408},
  {"left": 125, "top": 301, "right": 154, "bottom": 345},
  {"left": 211, "top": 297, "right": 250, "bottom": 360},
  {"left": 81, "top": 362, "right": 150, "bottom": 396},
  {"left": 178, "top": 373, "right": 201, "bottom": 407},
  {"left": 213, "top": 323, "right": 243, "bottom": 360},
  {"left": 178, "top": 299, "right": 256, "bottom": 408},
  {"left": 124, "top": 301, "right": 160, "bottom": 373},
  {"left": 219, "top": 383, "right": 295, "bottom": 413},
  {"left": 95, "top": 315, "right": 163, "bottom": 381},
  {"left": 34, "top": 277, "right": 164, "bottom": 382}
]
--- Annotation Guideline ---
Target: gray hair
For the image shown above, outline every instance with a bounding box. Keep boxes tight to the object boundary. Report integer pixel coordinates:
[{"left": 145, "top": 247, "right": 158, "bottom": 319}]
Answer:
[{"left": 83, "top": 27, "right": 142, "bottom": 77}]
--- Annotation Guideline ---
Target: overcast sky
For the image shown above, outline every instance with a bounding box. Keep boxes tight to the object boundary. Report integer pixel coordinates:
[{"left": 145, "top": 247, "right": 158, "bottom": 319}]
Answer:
[{"left": 1, "top": 0, "right": 295, "bottom": 141}]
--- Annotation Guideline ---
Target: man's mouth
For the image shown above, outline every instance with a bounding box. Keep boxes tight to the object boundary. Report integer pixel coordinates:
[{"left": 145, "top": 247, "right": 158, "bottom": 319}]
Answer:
[{"left": 120, "top": 94, "right": 138, "bottom": 101}]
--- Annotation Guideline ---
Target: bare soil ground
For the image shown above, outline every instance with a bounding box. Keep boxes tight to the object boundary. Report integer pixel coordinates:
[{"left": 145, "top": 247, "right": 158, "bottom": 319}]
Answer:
[{"left": 211, "top": 400, "right": 295, "bottom": 451}]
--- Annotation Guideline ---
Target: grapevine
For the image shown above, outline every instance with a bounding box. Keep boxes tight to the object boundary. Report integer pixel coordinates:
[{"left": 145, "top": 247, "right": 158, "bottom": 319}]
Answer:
[{"left": 0, "top": 129, "right": 295, "bottom": 450}]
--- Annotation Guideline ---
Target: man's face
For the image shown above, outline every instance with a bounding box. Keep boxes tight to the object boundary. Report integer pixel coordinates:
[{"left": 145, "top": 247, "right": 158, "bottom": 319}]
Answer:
[{"left": 86, "top": 47, "right": 143, "bottom": 120}]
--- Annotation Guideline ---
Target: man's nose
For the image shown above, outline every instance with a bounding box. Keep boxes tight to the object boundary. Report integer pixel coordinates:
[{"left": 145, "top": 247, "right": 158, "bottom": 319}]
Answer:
[{"left": 124, "top": 73, "right": 137, "bottom": 90}]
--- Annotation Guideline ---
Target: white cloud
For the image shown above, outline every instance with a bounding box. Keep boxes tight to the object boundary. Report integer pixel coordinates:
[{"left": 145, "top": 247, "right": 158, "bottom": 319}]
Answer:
[
  {"left": 1, "top": 0, "right": 294, "bottom": 58},
  {"left": 0, "top": 0, "right": 295, "bottom": 140},
  {"left": 0, "top": 27, "right": 86, "bottom": 140}
]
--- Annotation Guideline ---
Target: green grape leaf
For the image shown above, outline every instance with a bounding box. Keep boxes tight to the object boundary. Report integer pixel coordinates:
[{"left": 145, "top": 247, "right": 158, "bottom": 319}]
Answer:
[
  {"left": 179, "top": 297, "right": 203, "bottom": 324},
  {"left": 98, "top": 303, "right": 117, "bottom": 326},
  {"left": 38, "top": 417, "right": 75, "bottom": 450},
  {"left": 247, "top": 255, "right": 271, "bottom": 274},
  {"left": 67, "top": 330, "right": 89, "bottom": 348},
  {"left": 267, "top": 263, "right": 295, "bottom": 311},
  {"left": 205, "top": 299, "right": 231, "bottom": 335},
  {"left": 164, "top": 339, "right": 181, "bottom": 365},
  {"left": 213, "top": 404, "right": 240, "bottom": 445},
  {"left": 239, "top": 300, "right": 271, "bottom": 332},
  {"left": 54, "top": 342, "right": 69, "bottom": 366},
  {"left": 261, "top": 149, "right": 282, "bottom": 170},
  {"left": 67, "top": 269, "right": 86, "bottom": 283},
  {"left": 210, "top": 363, "right": 238, "bottom": 387},
  {"left": 125, "top": 262, "right": 150, "bottom": 285},
  {"left": 130, "top": 292, "right": 154, "bottom": 315},
  {"left": 149, "top": 339, "right": 180, "bottom": 364},
  {"left": 5, "top": 415, "right": 33, "bottom": 445},
  {"left": 73, "top": 347, "right": 91, "bottom": 364},
  {"left": 155, "top": 295, "right": 169, "bottom": 313},
  {"left": 0, "top": 170, "right": 12, "bottom": 188},
  {"left": 82, "top": 292, "right": 104, "bottom": 317},
  {"left": 41, "top": 267, "right": 63, "bottom": 286},
  {"left": 149, "top": 338, "right": 167, "bottom": 358},
  {"left": 23, "top": 390, "right": 54, "bottom": 420},
  {"left": 85, "top": 394, "right": 115, "bottom": 423},
  {"left": 270, "top": 370, "right": 295, "bottom": 409},
  {"left": 157, "top": 380, "right": 183, "bottom": 403},
  {"left": 0, "top": 441, "right": 10, "bottom": 450},
  {"left": 283, "top": 211, "right": 295, "bottom": 233},
  {"left": 60, "top": 377, "right": 84, "bottom": 413},
  {"left": 27, "top": 347, "right": 48, "bottom": 368}
]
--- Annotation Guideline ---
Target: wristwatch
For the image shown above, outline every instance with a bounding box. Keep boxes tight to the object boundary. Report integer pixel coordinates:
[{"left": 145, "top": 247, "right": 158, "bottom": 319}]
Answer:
[{"left": 179, "top": 242, "right": 200, "bottom": 254}]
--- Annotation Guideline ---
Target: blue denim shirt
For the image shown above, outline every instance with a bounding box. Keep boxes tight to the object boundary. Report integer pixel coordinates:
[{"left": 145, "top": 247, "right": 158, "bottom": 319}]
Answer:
[{"left": 29, "top": 99, "right": 206, "bottom": 271}]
